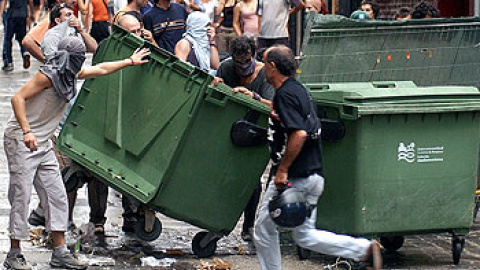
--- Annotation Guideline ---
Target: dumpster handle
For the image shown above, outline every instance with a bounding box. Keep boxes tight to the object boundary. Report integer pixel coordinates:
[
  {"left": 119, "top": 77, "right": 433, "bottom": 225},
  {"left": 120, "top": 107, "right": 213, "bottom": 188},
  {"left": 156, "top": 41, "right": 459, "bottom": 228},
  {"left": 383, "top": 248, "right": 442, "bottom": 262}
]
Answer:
[
  {"left": 205, "top": 85, "right": 228, "bottom": 107},
  {"left": 372, "top": 82, "right": 397, "bottom": 88},
  {"left": 336, "top": 104, "right": 358, "bottom": 120}
]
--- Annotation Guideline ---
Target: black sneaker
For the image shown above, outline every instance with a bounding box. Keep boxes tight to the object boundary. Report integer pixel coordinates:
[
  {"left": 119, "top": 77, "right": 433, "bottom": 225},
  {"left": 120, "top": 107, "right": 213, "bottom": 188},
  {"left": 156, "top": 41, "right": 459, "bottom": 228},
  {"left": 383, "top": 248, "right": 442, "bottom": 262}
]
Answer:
[
  {"left": 2, "top": 63, "right": 13, "bottom": 72},
  {"left": 241, "top": 230, "right": 253, "bottom": 242},
  {"left": 28, "top": 210, "right": 46, "bottom": 227},
  {"left": 122, "top": 218, "right": 136, "bottom": 233}
]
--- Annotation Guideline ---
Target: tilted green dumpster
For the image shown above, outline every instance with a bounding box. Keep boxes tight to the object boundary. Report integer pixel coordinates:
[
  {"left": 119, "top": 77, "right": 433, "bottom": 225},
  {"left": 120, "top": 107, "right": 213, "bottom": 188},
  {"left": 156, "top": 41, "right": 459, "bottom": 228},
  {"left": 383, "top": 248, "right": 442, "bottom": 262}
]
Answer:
[
  {"left": 307, "top": 81, "right": 480, "bottom": 264},
  {"left": 58, "top": 25, "right": 270, "bottom": 256},
  {"left": 299, "top": 15, "right": 480, "bottom": 88}
]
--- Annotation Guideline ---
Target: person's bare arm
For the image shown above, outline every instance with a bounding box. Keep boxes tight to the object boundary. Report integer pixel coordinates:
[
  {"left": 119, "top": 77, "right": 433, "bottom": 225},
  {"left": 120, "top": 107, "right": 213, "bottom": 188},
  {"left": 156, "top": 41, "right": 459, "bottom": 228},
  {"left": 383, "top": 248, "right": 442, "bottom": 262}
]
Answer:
[
  {"left": 0, "top": 0, "right": 5, "bottom": 24},
  {"left": 232, "top": 86, "right": 272, "bottom": 106},
  {"left": 289, "top": 0, "right": 305, "bottom": 15},
  {"left": 28, "top": 0, "right": 35, "bottom": 23},
  {"left": 77, "top": 0, "right": 89, "bottom": 15},
  {"left": 274, "top": 130, "right": 307, "bottom": 189},
  {"left": 69, "top": 16, "right": 98, "bottom": 52},
  {"left": 257, "top": 15, "right": 262, "bottom": 33},
  {"left": 210, "top": 44, "right": 220, "bottom": 70},
  {"left": 216, "top": 0, "right": 225, "bottom": 16},
  {"left": 232, "top": 3, "right": 242, "bottom": 36},
  {"left": 174, "top": 39, "right": 190, "bottom": 62},
  {"left": 142, "top": 29, "right": 158, "bottom": 47},
  {"left": 22, "top": 35, "right": 45, "bottom": 63},
  {"left": 207, "top": 26, "right": 219, "bottom": 69},
  {"left": 79, "top": 29, "right": 98, "bottom": 52},
  {"left": 215, "top": 0, "right": 225, "bottom": 27},
  {"left": 77, "top": 48, "right": 150, "bottom": 79},
  {"left": 11, "top": 72, "right": 53, "bottom": 151}
]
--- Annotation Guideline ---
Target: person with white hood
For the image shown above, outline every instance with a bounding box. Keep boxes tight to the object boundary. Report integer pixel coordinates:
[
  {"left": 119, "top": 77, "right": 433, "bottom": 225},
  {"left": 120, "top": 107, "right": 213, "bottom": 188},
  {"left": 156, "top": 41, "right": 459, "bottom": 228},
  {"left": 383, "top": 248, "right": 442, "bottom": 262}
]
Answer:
[{"left": 174, "top": 11, "right": 219, "bottom": 73}]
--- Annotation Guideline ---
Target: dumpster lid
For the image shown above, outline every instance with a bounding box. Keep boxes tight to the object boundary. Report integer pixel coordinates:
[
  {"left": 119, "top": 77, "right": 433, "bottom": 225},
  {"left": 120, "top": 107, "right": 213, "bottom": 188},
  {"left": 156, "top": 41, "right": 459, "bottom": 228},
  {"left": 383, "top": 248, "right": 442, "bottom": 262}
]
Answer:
[
  {"left": 309, "top": 14, "right": 480, "bottom": 30},
  {"left": 308, "top": 82, "right": 480, "bottom": 118},
  {"left": 308, "top": 81, "right": 480, "bottom": 102}
]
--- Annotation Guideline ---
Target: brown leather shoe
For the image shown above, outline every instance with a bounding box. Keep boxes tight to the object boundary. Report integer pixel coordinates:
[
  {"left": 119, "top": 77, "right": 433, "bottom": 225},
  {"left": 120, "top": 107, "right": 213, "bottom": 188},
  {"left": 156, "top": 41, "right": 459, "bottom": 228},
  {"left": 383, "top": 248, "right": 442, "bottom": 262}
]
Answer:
[{"left": 23, "top": 53, "right": 30, "bottom": 69}]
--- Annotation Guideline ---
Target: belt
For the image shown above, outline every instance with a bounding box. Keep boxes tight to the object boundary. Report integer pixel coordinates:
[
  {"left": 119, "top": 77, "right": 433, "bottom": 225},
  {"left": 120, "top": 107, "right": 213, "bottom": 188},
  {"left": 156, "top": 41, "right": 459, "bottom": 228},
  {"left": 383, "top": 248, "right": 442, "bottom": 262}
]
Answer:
[{"left": 219, "top": 27, "right": 234, "bottom": 33}]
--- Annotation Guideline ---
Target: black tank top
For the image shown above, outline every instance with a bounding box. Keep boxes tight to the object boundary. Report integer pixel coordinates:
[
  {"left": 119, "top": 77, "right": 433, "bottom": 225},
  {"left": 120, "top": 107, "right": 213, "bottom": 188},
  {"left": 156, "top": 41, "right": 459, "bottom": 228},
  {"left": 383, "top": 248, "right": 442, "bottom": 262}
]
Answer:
[
  {"left": 186, "top": 40, "right": 200, "bottom": 67},
  {"left": 221, "top": 6, "right": 235, "bottom": 27}
]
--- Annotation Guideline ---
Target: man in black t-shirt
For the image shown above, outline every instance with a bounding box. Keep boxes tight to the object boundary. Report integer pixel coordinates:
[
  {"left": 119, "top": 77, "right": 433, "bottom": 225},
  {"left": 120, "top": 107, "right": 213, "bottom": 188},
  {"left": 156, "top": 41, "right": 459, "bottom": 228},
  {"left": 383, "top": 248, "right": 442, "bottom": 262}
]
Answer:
[
  {"left": 253, "top": 45, "right": 382, "bottom": 270},
  {"left": 213, "top": 36, "right": 274, "bottom": 242}
]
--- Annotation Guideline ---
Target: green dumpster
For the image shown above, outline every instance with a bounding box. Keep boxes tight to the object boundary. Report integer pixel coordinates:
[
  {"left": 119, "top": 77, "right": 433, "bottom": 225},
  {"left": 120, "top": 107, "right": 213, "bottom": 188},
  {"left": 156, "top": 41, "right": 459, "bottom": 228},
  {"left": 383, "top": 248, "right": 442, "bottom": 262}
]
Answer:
[
  {"left": 298, "top": 15, "right": 480, "bottom": 88},
  {"left": 58, "top": 25, "right": 270, "bottom": 256},
  {"left": 307, "top": 81, "right": 480, "bottom": 265}
]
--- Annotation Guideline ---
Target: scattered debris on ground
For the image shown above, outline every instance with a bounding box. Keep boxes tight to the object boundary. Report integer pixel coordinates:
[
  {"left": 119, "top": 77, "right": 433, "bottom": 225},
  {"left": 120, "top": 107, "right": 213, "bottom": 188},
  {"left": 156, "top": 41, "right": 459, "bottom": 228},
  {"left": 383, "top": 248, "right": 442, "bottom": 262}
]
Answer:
[
  {"left": 197, "top": 258, "right": 233, "bottom": 270},
  {"left": 140, "top": 256, "right": 177, "bottom": 267}
]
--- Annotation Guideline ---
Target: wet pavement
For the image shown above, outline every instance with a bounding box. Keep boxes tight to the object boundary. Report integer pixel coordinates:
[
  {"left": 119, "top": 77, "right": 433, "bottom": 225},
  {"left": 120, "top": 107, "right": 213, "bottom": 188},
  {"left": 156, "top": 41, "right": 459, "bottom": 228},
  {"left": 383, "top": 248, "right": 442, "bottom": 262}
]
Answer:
[{"left": 0, "top": 25, "right": 479, "bottom": 270}]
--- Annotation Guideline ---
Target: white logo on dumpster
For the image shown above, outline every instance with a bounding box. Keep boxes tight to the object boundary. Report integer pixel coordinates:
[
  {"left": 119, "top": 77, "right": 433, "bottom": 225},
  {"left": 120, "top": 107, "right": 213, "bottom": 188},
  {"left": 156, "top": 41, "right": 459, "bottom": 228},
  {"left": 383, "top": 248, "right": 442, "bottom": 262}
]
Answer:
[
  {"left": 397, "top": 142, "right": 444, "bottom": 163},
  {"left": 398, "top": 142, "right": 415, "bottom": 163}
]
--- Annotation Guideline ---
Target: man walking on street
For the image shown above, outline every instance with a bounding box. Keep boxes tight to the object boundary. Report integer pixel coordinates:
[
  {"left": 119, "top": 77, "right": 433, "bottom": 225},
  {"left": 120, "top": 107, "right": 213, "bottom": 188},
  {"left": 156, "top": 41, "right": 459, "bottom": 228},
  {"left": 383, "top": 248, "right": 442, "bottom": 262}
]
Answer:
[
  {"left": 253, "top": 45, "right": 382, "bottom": 270},
  {"left": 2, "top": 0, "right": 31, "bottom": 71}
]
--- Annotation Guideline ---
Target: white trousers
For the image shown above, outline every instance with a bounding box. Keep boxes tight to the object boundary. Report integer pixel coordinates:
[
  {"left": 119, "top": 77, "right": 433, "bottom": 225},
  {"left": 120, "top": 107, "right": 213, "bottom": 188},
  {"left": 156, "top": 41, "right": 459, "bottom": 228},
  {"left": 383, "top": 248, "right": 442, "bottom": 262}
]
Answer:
[
  {"left": 253, "top": 173, "right": 372, "bottom": 270},
  {"left": 4, "top": 136, "right": 68, "bottom": 239}
]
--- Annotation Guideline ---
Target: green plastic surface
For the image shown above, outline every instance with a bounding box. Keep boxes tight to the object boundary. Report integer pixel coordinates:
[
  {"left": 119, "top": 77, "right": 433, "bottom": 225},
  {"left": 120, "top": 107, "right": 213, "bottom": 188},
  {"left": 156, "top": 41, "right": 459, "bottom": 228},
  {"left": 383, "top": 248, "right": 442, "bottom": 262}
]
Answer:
[
  {"left": 299, "top": 15, "right": 480, "bottom": 88},
  {"left": 58, "top": 25, "right": 270, "bottom": 234},
  {"left": 309, "top": 82, "right": 480, "bottom": 237}
]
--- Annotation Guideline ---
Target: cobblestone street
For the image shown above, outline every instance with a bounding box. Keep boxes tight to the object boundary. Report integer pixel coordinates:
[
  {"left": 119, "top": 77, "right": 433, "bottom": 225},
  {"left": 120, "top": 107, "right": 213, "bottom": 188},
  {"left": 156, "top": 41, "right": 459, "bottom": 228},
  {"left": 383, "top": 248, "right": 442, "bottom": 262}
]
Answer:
[{"left": 0, "top": 26, "right": 479, "bottom": 270}]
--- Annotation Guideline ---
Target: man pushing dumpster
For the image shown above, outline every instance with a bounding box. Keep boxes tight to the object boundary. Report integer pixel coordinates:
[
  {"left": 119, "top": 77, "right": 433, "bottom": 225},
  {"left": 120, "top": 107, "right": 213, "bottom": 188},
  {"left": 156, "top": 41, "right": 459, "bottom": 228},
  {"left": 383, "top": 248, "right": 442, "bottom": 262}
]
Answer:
[
  {"left": 3, "top": 36, "right": 150, "bottom": 270},
  {"left": 252, "top": 45, "right": 382, "bottom": 270}
]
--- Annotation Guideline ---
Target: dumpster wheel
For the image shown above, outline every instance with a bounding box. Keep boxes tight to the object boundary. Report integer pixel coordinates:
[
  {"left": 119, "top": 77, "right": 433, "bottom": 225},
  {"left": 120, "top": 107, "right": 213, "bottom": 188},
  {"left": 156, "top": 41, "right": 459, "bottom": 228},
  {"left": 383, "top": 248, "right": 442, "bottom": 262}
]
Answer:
[
  {"left": 192, "top": 231, "right": 218, "bottom": 258},
  {"left": 452, "top": 236, "right": 465, "bottom": 265},
  {"left": 296, "top": 245, "right": 311, "bottom": 260},
  {"left": 380, "top": 236, "right": 404, "bottom": 252},
  {"left": 134, "top": 217, "right": 162, "bottom": 242}
]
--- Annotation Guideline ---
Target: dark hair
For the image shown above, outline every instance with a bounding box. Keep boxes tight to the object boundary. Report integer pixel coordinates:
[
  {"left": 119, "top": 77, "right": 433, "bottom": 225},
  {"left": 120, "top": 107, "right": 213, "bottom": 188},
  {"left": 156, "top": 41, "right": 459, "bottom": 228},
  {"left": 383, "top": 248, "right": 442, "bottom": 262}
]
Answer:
[
  {"left": 266, "top": 46, "right": 296, "bottom": 77},
  {"left": 229, "top": 35, "right": 256, "bottom": 59},
  {"left": 360, "top": 0, "right": 379, "bottom": 19},
  {"left": 124, "top": 10, "right": 144, "bottom": 22},
  {"left": 45, "top": 0, "right": 58, "bottom": 11},
  {"left": 411, "top": 1, "right": 439, "bottom": 19},
  {"left": 395, "top": 7, "right": 411, "bottom": 19},
  {"left": 127, "top": 0, "right": 134, "bottom": 3},
  {"left": 49, "top": 3, "right": 74, "bottom": 28}
]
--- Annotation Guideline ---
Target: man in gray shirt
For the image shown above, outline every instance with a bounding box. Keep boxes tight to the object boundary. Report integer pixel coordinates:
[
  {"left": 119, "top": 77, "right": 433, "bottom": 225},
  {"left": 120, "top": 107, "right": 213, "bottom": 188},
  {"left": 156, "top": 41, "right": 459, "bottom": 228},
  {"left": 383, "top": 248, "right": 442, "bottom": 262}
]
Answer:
[{"left": 256, "top": 0, "right": 304, "bottom": 52}]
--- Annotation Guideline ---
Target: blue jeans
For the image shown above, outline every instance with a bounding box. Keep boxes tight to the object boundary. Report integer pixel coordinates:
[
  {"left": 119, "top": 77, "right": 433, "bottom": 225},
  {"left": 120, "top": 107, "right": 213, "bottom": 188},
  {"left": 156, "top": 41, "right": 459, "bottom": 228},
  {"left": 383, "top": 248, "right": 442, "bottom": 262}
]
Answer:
[{"left": 2, "top": 16, "right": 27, "bottom": 66}]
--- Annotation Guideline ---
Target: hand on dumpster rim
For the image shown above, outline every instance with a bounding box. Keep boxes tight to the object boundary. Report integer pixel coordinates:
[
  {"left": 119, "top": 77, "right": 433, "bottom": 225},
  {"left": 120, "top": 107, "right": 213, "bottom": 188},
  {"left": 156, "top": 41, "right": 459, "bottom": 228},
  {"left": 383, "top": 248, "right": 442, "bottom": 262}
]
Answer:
[
  {"left": 129, "top": 48, "right": 151, "bottom": 66},
  {"left": 274, "top": 170, "right": 289, "bottom": 190},
  {"left": 211, "top": 77, "right": 224, "bottom": 86},
  {"left": 232, "top": 86, "right": 253, "bottom": 98}
]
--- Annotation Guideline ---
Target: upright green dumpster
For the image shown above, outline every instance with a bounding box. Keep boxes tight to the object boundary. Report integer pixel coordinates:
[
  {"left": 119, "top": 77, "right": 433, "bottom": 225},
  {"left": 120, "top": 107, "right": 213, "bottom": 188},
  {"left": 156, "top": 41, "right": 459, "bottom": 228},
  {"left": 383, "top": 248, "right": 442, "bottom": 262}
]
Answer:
[
  {"left": 58, "top": 25, "right": 270, "bottom": 257},
  {"left": 298, "top": 15, "right": 480, "bottom": 88},
  {"left": 307, "top": 81, "right": 480, "bottom": 265}
]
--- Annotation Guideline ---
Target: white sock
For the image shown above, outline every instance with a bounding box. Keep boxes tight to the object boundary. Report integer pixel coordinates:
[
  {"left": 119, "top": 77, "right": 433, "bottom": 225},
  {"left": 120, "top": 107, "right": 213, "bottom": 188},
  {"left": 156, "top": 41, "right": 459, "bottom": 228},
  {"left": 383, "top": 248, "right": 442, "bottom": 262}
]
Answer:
[{"left": 53, "top": 244, "right": 68, "bottom": 256}]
